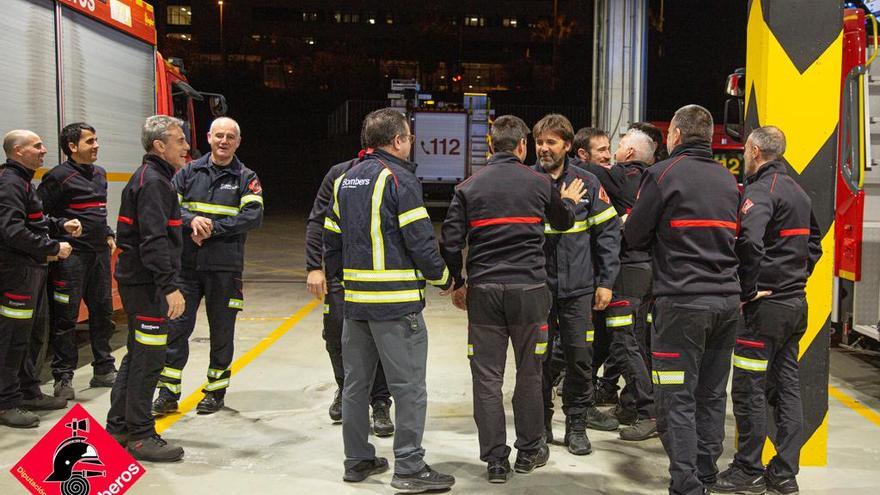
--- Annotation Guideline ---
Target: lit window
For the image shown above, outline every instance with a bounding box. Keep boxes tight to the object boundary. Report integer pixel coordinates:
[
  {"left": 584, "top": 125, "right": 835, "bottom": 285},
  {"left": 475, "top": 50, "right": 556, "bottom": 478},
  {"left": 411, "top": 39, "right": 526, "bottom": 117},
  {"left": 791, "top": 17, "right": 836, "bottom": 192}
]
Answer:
[
  {"left": 464, "top": 16, "right": 485, "bottom": 27},
  {"left": 367, "top": 14, "right": 376, "bottom": 25},
  {"left": 386, "top": 14, "right": 395, "bottom": 24},
  {"left": 303, "top": 12, "right": 318, "bottom": 22},
  {"left": 166, "top": 33, "right": 192, "bottom": 41},
  {"left": 334, "top": 12, "right": 342, "bottom": 23},
  {"left": 167, "top": 6, "right": 192, "bottom": 26},
  {"left": 304, "top": 37, "right": 316, "bottom": 45},
  {"left": 503, "top": 18, "right": 518, "bottom": 28}
]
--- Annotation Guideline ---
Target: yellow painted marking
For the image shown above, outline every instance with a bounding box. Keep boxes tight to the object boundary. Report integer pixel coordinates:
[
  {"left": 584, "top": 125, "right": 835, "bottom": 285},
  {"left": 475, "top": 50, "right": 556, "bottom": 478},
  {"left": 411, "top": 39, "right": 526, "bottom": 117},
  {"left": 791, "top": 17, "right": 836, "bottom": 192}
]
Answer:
[
  {"left": 800, "top": 224, "right": 834, "bottom": 360},
  {"left": 156, "top": 299, "right": 319, "bottom": 432},
  {"left": 829, "top": 384, "right": 880, "bottom": 428}
]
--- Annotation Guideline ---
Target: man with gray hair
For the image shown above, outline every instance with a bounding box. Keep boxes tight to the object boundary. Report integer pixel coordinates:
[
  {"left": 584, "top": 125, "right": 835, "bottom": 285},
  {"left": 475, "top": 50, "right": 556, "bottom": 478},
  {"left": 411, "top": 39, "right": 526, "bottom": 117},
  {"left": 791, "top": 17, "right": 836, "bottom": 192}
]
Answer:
[
  {"left": 625, "top": 104, "right": 741, "bottom": 495},
  {"left": 152, "top": 117, "right": 263, "bottom": 417},
  {"left": 106, "top": 115, "right": 188, "bottom": 462},
  {"left": 713, "top": 126, "right": 821, "bottom": 495}
]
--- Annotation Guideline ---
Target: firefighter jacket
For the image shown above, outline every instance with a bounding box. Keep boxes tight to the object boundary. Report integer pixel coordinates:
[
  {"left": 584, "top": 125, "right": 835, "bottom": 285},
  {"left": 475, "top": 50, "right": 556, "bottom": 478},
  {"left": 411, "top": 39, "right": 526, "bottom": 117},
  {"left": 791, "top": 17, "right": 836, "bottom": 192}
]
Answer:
[
  {"left": 440, "top": 152, "right": 578, "bottom": 288},
  {"left": 306, "top": 157, "right": 359, "bottom": 273},
  {"left": 115, "top": 154, "right": 183, "bottom": 295},
  {"left": 173, "top": 154, "right": 264, "bottom": 272},
  {"left": 735, "top": 160, "right": 822, "bottom": 302},
  {"left": 323, "top": 149, "right": 451, "bottom": 321},
  {"left": 0, "top": 159, "right": 62, "bottom": 266},
  {"left": 614, "top": 160, "right": 652, "bottom": 265},
  {"left": 578, "top": 159, "right": 628, "bottom": 214},
  {"left": 37, "top": 159, "right": 114, "bottom": 252},
  {"left": 624, "top": 142, "right": 740, "bottom": 297},
  {"left": 532, "top": 157, "right": 621, "bottom": 298}
]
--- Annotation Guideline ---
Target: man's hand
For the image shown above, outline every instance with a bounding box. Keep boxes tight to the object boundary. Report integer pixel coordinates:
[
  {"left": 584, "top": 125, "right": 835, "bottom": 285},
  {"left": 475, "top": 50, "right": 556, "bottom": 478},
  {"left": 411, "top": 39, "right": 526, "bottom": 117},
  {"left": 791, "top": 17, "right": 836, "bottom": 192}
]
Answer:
[
  {"left": 452, "top": 286, "right": 468, "bottom": 311},
  {"left": 190, "top": 216, "right": 213, "bottom": 238},
  {"left": 593, "top": 287, "right": 612, "bottom": 310},
  {"left": 64, "top": 219, "right": 82, "bottom": 238},
  {"left": 107, "top": 236, "right": 116, "bottom": 252},
  {"left": 750, "top": 290, "right": 772, "bottom": 302},
  {"left": 307, "top": 269, "right": 328, "bottom": 300},
  {"left": 57, "top": 242, "right": 73, "bottom": 260},
  {"left": 165, "top": 290, "right": 185, "bottom": 319},
  {"left": 191, "top": 231, "right": 211, "bottom": 246},
  {"left": 559, "top": 177, "right": 587, "bottom": 203}
]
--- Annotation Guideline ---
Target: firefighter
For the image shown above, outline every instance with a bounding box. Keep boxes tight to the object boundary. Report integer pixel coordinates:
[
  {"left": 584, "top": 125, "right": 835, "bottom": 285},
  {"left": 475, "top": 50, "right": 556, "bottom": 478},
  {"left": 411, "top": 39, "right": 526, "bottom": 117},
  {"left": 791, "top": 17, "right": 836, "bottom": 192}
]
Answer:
[
  {"left": 106, "top": 115, "right": 188, "bottom": 462},
  {"left": 323, "top": 109, "right": 455, "bottom": 492},
  {"left": 630, "top": 121, "right": 668, "bottom": 163},
  {"left": 625, "top": 105, "right": 741, "bottom": 495},
  {"left": 0, "top": 130, "right": 74, "bottom": 428},
  {"left": 305, "top": 152, "right": 393, "bottom": 435},
  {"left": 37, "top": 123, "right": 118, "bottom": 401},
  {"left": 151, "top": 117, "right": 263, "bottom": 416},
  {"left": 441, "top": 115, "right": 585, "bottom": 483},
  {"left": 712, "top": 126, "right": 821, "bottom": 495},
  {"left": 573, "top": 127, "right": 613, "bottom": 169},
  {"left": 530, "top": 114, "right": 620, "bottom": 457}
]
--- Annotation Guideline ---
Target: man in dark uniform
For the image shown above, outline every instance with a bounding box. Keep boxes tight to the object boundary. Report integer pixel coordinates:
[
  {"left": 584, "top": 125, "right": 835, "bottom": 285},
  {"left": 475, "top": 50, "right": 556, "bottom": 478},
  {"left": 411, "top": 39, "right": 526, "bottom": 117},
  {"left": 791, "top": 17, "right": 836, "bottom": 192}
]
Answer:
[
  {"left": 38, "top": 123, "right": 118, "bottom": 400},
  {"left": 151, "top": 117, "right": 263, "bottom": 416},
  {"left": 106, "top": 116, "right": 188, "bottom": 462},
  {"left": 0, "top": 130, "right": 74, "bottom": 428},
  {"left": 441, "top": 115, "right": 585, "bottom": 483},
  {"left": 712, "top": 126, "right": 821, "bottom": 495},
  {"left": 625, "top": 105, "right": 742, "bottom": 495}
]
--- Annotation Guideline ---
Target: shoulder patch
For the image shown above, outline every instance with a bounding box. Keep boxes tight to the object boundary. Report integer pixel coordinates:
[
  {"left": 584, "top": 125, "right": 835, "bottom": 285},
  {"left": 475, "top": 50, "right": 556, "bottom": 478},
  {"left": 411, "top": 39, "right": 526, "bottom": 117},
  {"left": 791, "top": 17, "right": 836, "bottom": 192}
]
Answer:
[
  {"left": 598, "top": 185, "right": 610, "bottom": 204},
  {"left": 741, "top": 198, "right": 755, "bottom": 215},
  {"left": 248, "top": 178, "right": 262, "bottom": 194}
]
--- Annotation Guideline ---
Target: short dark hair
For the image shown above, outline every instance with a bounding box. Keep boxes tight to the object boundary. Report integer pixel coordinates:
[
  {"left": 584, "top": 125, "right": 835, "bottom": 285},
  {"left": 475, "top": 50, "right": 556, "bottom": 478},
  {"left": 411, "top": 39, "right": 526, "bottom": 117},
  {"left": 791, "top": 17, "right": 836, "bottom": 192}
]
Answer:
[
  {"left": 572, "top": 127, "right": 607, "bottom": 156},
  {"left": 60, "top": 122, "right": 96, "bottom": 158},
  {"left": 490, "top": 115, "right": 530, "bottom": 153},
  {"left": 670, "top": 104, "right": 713, "bottom": 145},
  {"left": 361, "top": 108, "right": 409, "bottom": 149},
  {"left": 533, "top": 114, "right": 574, "bottom": 143}
]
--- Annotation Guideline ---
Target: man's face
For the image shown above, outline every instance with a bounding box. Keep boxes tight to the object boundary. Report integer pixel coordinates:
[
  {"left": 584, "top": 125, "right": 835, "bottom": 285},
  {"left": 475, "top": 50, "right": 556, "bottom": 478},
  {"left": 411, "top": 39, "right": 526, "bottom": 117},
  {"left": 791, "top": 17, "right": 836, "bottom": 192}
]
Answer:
[
  {"left": 589, "top": 136, "right": 611, "bottom": 168},
  {"left": 71, "top": 129, "right": 99, "bottom": 165},
  {"left": 16, "top": 133, "right": 47, "bottom": 170},
  {"left": 535, "top": 131, "right": 571, "bottom": 172},
  {"left": 156, "top": 126, "right": 190, "bottom": 169},
  {"left": 208, "top": 121, "right": 241, "bottom": 165},
  {"left": 744, "top": 136, "right": 760, "bottom": 176}
]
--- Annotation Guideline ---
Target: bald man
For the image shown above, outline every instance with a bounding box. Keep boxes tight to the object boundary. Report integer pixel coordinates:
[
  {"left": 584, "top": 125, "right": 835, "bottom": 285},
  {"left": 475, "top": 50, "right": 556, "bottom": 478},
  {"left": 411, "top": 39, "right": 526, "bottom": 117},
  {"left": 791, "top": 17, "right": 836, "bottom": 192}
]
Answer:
[
  {"left": 152, "top": 117, "right": 264, "bottom": 416},
  {"left": 1, "top": 131, "right": 77, "bottom": 428}
]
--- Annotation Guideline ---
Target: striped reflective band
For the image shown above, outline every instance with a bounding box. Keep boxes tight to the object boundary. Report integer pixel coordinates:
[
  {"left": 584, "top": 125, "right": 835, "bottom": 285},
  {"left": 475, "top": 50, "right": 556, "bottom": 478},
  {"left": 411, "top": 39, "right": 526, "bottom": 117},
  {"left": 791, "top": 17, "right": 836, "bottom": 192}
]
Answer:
[
  {"left": 205, "top": 378, "right": 230, "bottom": 391},
  {"left": 585, "top": 330, "right": 595, "bottom": 342},
  {"left": 371, "top": 169, "right": 392, "bottom": 270},
  {"left": 240, "top": 194, "right": 264, "bottom": 207},
  {"left": 181, "top": 201, "right": 240, "bottom": 216},
  {"left": 545, "top": 220, "right": 588, "bottom": 235},
  {"left": 535, "top": 342, "right": 548, "bottom": 355},
  {"left": 324, "top": 217, "right": 342, "bottom": 233},
  {"left": 53, "top": 292, "right": 69, "bottom": 304},
  {"left": 158, "top": 382, "right": 181, "bottom": 393},
  {"left": 0, "top": 305, "right": 33, "bottom": 319},
  {"left": 606, "top": 314, "right": 633, "bottom": 327},
  {"left": 733, "top": 354, "right": 768, "bottom": 372},
  {"left": 468, "top": 344, "right": 474, "bottom": 356},
  {"left": 399, "top": 206, "right": 430, "bottom": 227},
  {"left": 344, "top": 268, "right": 424, "bottom": 282},
  {"left": 208, "top": 368, "right": 228, "bottom": 379},
  {"left": 161, "top": 367, "right": 182, "bottom": 379},
  {"left": 323, "top": 304, "right": 330, "bottom": 314},
  {"left": 669, "top": 219, "right": 738, "bottom": 230},
  {"left": 647, "top": 313, "right": 653, "bottom": 323},
  {"left": 779, "top": 228, "right": 810, "bottom": 237},
  {"left": 589, "top": 207, "right": 617, "bottom": 227},
  {"left": 332, "top": 175, "right": 344, "bottom": 219},
  {"left": 228, "top": 298, "right": 243, "bottom": 309},
  {"left": 134, "top": 330, "right": 167, "bottom": 346},
  {"left": 344, "top": 289, "right": 424, "bottom": 304},
  {"left": 652, "top": 370, "right": 685, "bottom": 385},
  {"left": 427, "top": 267, "right": 450, "bottom": 287}
]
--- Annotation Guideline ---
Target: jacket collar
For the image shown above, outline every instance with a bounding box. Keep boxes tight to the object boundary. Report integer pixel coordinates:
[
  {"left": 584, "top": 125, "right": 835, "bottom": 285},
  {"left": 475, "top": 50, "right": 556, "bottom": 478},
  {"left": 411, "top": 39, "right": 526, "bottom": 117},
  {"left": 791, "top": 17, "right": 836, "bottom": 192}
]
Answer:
[
  {"left": 369, "top": 148, "right": 417, "bottom": 174},
  {"left": 618, "top": 160, "right": 649, "bottom": 172},
  {"left": 746, "top": 159, "right": 787, "bottom": 185},
  {"left": 192, "top": 153, "right": 243, "bottom": 176},
  {"left": 64, "top": 159, "right": 94, "bottom": 175},
  {"left": 488, "top": 151, "right": 524, "bottom": 167},
  {"left": 3, "top": 159, "right": 36, "bottom": 180},
  {"left": 668, "top": 141, "right": 713, "bottom": 160},
  {"left": 143, "top": 154, "right": 176, "bottom": 180}
]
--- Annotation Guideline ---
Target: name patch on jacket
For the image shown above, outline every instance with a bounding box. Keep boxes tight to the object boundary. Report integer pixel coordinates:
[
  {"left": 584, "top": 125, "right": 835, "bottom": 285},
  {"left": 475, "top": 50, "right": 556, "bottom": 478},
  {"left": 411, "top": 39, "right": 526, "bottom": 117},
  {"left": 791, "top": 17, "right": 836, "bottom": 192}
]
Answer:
[
  {"left": 342, "top": 178, "right": 371, "bottom": 189},
  {"left": 219, "top": 184, "right": 238, "bottom": 191}
]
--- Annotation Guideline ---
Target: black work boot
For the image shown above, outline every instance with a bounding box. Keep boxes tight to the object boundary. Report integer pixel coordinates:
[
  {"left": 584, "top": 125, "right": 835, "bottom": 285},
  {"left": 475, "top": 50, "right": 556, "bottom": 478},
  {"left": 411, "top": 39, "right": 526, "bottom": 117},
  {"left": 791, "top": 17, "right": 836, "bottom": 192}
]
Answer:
[
  {"left": 343, "top": 457, "right": 389, "bottom": 482},
  {"left": 90, "top": 370, "right": 117, "bottom": 388},
  {"left": 514, "top": 445, "right": 550, "bottom": 473},
  {"left": 711, "top": 465, "right": 766, "bottom": 494},
  {"left": 151, "top": 392, "right": 179, "bottom": 416},
  {"left": 391, "top": 464, "right": 455, "bottom": 492},
  {"left": 544, "top": 409, "right": 554, "bottom": 444},
  {"left": 585, "top": 405, "right": 619, "bottom": 431},
  {"left": 371, "top": 400, "right": 394, "bottom": 437},
  {"left": 127, "top": 434, "right": 184, "bottom": 463},
  {"left": 54, "top": 378, "right": 75, "bottom": 400},
  {"left": 328, "top": 388, "right": 342, "bottom": 423},
  {"left": 611, "top": 403, "right": 638, "bottom": 426},
  {"left": 0, "top": 408, "right": 39, "bottom": 428},
  {"left": 564, "top": 414, "right": 592, "bottom": 455},
  {"left": 594, "top": 383, "right": 619, "bottom": 406},
  {"left": 21, "top": 393, "right": 67, "bottom": 411},
  {"left": 620, "top": 418, "right": 658, "bottom": 441},
  {"left": 196, "top": 392, "right": 225, "bottom": 415},
  {"left": 487, "top": 458, "right": 511, "bottom": 483},
  {"left": 765, "top": 469, "right": 799, "bottom": 495}
]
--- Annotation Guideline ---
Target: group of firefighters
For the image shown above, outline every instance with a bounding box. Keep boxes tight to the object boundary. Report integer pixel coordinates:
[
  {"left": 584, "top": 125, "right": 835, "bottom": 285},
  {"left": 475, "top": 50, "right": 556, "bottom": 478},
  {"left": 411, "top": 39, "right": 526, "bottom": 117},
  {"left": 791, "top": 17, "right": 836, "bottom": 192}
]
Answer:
[
  {"left": 308, "top": 105, "right": 818, "bottom": 495},
  {"left": 0, "top": 115, "right": 264, "bottom": 465}
]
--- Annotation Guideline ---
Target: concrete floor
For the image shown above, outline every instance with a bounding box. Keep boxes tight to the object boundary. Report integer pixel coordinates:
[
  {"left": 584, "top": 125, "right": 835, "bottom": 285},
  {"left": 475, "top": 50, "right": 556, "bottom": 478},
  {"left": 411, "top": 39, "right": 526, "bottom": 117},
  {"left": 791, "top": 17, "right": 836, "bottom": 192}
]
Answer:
[{"left": 2, "top": 215, "right": 880, "bottom": 494}]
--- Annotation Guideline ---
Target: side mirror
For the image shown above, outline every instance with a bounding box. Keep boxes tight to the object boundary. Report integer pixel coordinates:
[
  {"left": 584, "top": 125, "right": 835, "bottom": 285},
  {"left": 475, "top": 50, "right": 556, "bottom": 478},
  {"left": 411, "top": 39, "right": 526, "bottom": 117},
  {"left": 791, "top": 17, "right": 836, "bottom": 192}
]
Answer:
[
  {"left": 208, "top": 95, "right": 228, "bottom": 117},
  {"left": 725, "top": 67, "right": 745, "bottom": 97},
  {"left": 723, "top": 98, "right": 744, "bottom": 142}
]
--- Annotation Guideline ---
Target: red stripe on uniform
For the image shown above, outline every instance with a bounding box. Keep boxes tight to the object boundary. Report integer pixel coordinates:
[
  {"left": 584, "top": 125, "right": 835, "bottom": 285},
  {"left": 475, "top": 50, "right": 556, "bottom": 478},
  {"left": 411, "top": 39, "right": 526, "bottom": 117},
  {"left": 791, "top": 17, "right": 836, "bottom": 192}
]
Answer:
[
  {"left": 27, "top": 212, "right": 43, "bottom": 220},
  {"left": 167, "top": 219, "right": 183, "bottom": 227},
  {"left": 52, "top": 281, "right": 67, "bottom": 287},
  {"left": 118, "top": 216, "right": 134, "bottom": 225},
  {"left": 652, "top": 351, "right": 680, "bottom": 359},
  {"left": 469, "top": 217, "right": 542, "bottom": 228},
  {"left": 539, "top": 324, "right": 549, "bottom": 331},
  {"left": 607, "top": 300, "right": 630, "bottom": 308},
  {"left": 136, "top": 315, "right": 164, "bottom": 322},
  {"left": 779, "top": 228, "right": 810, "bottom": 237},
  {"left": 4, "top": 292, "right": 32, "bottom": 301},
  {"left": 669, "top": 219, "right": 738, "bottom": 230},
  {"left": 69, "top": 202, "right": 106, "bottom": 209},
  {"left": 736, "top": 338, "right": 765, "bottom": 349}
]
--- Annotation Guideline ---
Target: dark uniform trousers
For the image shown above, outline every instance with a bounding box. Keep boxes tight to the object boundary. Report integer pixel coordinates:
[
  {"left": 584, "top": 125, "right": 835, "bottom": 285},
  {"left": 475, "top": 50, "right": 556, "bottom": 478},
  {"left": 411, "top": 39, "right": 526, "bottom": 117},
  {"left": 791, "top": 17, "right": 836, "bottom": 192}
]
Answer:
[
  {"left": 48, "top": 249, "right": 115, "bottom": 380},
  {"left": 652, "top": 294, "right": 739, "bottom": 495},
  {"left": 323, "top": 279, "right": 390, "bottom": 405},
  {"left": 0, "top": 265, "right": 47, "bottom": 409},
  {"left": 107, "top": 284, "right": 169, "bottom": 440},
  {"left": 607, "top": 263, "right": 654, "bottom": 419},
  {"left": 541, "top": 292, "right": 594, "bottom": 420},
  {"left": 731, "top": 297, "right": 806, "bottom": 479},
  {"left": 468, "top": 283, "right": 551, "bottom": 462},
  {"left": 158, "top": 270, "right": 242, "bottom": 399}
]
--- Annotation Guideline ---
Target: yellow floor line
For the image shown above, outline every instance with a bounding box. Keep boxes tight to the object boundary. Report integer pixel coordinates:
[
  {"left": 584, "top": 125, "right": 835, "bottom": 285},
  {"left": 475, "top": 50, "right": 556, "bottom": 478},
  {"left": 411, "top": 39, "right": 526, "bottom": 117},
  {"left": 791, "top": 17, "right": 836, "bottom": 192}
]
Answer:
[
  {"left": 156, "top": 299, "right": 320, "bottom": 433},
  {"left": 829, "top": 384, "right": 880, "bottom": 428}
]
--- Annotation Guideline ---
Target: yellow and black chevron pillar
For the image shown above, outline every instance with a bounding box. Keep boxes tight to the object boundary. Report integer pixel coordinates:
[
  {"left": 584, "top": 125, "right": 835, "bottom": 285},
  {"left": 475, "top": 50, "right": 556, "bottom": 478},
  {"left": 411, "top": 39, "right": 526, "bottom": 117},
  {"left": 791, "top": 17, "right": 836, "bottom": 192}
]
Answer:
[{"left": 744, "top": 0, "right": 842, "bottom": 466}]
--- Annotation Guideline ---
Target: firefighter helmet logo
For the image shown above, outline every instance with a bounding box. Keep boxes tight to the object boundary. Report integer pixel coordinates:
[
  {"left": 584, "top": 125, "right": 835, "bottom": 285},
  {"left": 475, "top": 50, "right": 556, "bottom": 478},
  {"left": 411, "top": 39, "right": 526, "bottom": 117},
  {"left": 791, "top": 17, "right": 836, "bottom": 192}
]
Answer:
[
  {"left": 45, "top": 418, "right": 105, "bottom": 495},
  {"left": 248, "top": 178, "right": 262, "bottom": 194}
]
